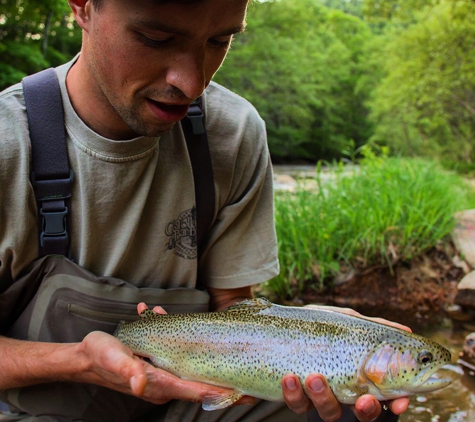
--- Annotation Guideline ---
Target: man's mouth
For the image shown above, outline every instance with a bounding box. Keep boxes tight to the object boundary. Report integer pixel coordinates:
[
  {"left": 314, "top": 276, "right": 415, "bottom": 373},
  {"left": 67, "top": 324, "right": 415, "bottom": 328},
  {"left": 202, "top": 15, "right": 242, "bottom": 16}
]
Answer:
[{"left": 147, "top": 99, "right": 190, "bottom": 123}]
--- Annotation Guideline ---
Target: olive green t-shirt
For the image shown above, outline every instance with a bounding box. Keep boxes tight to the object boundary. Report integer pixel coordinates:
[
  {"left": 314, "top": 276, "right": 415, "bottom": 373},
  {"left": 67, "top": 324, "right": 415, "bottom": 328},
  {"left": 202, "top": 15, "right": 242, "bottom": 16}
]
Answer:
[{"left": 0, "top": 58, "right": 279, "bottom": 293}]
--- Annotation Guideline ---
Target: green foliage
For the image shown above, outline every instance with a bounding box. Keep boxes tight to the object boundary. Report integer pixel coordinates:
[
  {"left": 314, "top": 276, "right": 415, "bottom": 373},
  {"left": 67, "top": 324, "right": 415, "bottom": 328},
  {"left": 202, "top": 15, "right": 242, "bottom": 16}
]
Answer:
[
  {"left": 268, "top": 154, "right": 475, "bottom": 299},
  {"left": 317, "top": 0, "right": 365, "bottom": 18},
  {"left": 368, "top": 0, "right": 475, "bottom": 163},
  {"left": 3, "top": 0, "right": 475, "bottom": 167},
  {"left": 0, "top": 0, "right": 81, "bottom": 90},
  {"left": 362, "top": 0, "right": 441, "bottom": 22},
  {"left": 215, "top": 0, "right": 374, "bottom": 162}
]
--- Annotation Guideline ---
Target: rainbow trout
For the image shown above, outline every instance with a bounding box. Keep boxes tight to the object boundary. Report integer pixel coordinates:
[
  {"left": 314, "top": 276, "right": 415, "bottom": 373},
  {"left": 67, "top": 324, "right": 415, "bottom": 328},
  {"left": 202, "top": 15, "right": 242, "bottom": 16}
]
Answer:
[{"left": 114, "top": 298, "right": 451, "bottom": 411}]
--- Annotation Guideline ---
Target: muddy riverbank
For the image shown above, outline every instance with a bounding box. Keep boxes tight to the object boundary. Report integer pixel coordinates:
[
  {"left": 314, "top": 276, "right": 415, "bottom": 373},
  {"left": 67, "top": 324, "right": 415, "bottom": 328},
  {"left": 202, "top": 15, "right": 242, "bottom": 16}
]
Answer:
[{"left": 299, "top": 242, "right": 464, "bottom": 327}]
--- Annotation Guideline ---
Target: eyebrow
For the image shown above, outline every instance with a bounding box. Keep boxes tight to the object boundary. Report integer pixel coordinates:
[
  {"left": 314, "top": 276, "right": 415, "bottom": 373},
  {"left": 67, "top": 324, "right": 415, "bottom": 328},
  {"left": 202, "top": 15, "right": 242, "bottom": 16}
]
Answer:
[{"left": 130, "top": 18, "right": 246, "bottom": 37}]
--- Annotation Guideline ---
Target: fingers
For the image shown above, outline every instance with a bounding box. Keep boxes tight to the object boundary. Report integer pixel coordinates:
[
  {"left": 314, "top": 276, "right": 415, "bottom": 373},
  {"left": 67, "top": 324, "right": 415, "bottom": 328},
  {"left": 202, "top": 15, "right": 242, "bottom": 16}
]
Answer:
[
  {"left": 137, "top": 302, "right": 148, "bottom": 314},
  {"left": 352, "top": 395, "right": 409, "bottom": 421},
  {"left": 364, "top": 317, "right": 411, "bottom": 333},
  {"left": 137, "top": 302, "right": 167, "bottom": 315},
  {"left": 304, "top": 305, "right": 412, "bottom": 333},
  {"left": 387, "top": 397, "right": 410, "bottom": 415},
  {"left": 282, "top": 374, "right": 343, "bottom": 421},
  {"left": 282, "top": 374, "right": 313, "bottom": 414},
  {"left": 304, "top": 374, "right": 343, "bottom": 422},
  {"left": 144, "top": 366, "right": 249, "bottom": 405},
  {"left": 153, "top": 306, "right": 167, "bottom": 314},
  {"left": 79, "top": 331, "right": 149, "bottom": 396},
  {"left": 129, "top": 371, "right": 148, "bottom": 396},
  {"left": 352, "top": 395, "right": 382, "bottom": 422}
]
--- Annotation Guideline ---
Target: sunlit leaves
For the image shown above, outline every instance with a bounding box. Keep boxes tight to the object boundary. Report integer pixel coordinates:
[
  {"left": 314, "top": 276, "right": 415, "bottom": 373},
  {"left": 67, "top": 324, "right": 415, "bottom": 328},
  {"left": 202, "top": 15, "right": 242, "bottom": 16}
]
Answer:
[
  {"left": 0, "top": 0, "right": 80, "bottom": 89},
  {"left": 215, "top": 0, "right": 374, "bottom": 162},
  {"left": 368, "top": 0, "right": 475, "bottom": 162}
]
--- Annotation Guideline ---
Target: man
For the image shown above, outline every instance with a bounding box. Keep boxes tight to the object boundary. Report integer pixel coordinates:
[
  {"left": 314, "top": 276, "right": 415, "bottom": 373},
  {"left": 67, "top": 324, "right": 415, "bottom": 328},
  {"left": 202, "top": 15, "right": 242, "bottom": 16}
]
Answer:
[{"left": 0, "top": 0, "right": 409, "bottom": 421}]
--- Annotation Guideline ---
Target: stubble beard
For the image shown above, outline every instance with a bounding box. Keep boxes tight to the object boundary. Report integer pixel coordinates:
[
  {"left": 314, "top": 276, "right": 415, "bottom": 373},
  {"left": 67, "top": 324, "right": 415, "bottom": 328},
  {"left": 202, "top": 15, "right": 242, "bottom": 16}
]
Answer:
[
  {"left": 110, "top": 85, "right": 190, "bottom": 137},
  {"left": 115, "top": 101, "right": 176, "bottom": 138}
]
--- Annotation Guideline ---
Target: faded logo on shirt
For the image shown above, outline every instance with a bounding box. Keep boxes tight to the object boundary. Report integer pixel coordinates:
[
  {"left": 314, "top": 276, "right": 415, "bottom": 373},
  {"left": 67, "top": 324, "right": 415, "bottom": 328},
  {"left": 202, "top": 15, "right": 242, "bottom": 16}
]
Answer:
[{"left": 165, "top": 207, "right": 197, "bottom": 260}]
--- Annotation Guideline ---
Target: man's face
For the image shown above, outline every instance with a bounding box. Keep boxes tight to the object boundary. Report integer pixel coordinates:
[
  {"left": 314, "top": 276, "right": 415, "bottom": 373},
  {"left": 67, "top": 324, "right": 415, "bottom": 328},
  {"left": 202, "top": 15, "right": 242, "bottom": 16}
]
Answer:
[{"left": 77, "top": 0, "right": 247, "bottom": 138}]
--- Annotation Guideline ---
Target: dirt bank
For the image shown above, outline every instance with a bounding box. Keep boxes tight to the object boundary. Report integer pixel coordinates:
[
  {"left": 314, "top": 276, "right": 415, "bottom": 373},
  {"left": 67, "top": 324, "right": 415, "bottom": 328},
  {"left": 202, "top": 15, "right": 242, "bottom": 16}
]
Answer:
[{"left": 300, "top": 242, "right": 466, "bottom": 327}]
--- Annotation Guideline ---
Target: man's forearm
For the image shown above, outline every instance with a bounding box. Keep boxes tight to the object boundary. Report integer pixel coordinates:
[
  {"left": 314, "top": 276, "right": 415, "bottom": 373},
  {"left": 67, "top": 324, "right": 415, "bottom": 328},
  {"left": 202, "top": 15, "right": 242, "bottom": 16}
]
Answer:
[
  {"left": 0, "top": 336, "right": 87, "bottom": 389},
  {"left": 207, "top": 286, "right": 253, "bottom": 312}
]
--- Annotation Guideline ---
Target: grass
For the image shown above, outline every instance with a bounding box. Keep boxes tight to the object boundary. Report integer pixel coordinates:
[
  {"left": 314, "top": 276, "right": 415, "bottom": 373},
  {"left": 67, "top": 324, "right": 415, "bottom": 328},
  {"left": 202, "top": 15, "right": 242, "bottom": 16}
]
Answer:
[{"left": 267, "top": 155, "right": 475, "bottom": 300}]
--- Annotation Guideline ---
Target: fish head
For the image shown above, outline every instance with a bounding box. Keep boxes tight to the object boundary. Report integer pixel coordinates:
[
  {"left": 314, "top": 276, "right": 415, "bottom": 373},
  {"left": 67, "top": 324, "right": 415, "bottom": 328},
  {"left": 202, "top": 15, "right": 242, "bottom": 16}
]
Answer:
[{"left": 362, "top": 331, "right": 452, "bottom": 400}]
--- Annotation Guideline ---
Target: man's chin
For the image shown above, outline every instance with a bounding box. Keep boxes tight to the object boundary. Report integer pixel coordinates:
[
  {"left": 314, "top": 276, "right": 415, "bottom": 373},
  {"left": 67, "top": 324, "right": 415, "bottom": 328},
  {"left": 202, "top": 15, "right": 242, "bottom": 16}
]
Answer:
[{"left": 127, "top": 120, "right": 177, "bottom": 138}]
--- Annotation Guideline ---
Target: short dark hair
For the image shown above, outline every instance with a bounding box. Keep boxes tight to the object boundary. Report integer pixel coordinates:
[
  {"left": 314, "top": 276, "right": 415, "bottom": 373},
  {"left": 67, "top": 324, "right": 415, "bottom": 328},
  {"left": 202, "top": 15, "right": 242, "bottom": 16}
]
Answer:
[
  {"left": 90, "top": 0, "right": 103, "bottom": 10},
  {"left": 91, "top": 0, "right": 210, "bottom": 9},
  {"left": 90, "top": 0, "right": 251, "bottom": 11}
]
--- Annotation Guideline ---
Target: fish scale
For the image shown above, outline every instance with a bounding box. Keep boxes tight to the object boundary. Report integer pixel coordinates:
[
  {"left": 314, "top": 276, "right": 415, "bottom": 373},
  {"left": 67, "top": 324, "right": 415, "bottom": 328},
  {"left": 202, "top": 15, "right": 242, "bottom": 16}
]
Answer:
[{"left": 114, "top": 298, "right": 452, "bottom": 411}]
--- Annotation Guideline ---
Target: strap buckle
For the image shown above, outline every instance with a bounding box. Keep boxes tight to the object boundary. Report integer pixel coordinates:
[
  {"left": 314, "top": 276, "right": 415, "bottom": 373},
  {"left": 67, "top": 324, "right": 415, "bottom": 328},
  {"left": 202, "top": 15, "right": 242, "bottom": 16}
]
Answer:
[
  {"left": 39, "top": 206, "right": 69, "bottom": 247},
  {"left": 187, "top": 99, "right": 206, "bottom": 135}
]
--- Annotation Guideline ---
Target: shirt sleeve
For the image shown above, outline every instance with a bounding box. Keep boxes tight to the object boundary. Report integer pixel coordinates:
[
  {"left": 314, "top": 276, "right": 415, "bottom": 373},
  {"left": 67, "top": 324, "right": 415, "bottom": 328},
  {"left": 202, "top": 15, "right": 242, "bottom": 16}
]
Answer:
[{"left": 199, "top": 84, "right": 280, "bottom": 289}]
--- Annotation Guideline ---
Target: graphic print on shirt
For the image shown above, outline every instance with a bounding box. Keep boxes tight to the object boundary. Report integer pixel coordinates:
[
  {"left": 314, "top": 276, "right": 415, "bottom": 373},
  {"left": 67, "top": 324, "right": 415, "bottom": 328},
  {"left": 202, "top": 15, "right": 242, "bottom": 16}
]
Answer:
[{"left": 165, "top": 207, "right": 197, "bottom": 260}]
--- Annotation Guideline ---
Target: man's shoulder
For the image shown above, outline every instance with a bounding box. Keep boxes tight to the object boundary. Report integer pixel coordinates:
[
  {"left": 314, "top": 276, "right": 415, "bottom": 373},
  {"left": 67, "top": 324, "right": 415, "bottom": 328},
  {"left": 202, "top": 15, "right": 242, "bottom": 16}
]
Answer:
[
  {"left": 0, "top": 82, "right": 25, "bottom": 113},
  {"left": 204, "top": 81, "right": 264, "bottom": 128},
  {"left": 198, "top": 82, "right": 269, "bottom": 181},
  {"left": 0, "top": 82, "right": 28, "bottom": 143}
]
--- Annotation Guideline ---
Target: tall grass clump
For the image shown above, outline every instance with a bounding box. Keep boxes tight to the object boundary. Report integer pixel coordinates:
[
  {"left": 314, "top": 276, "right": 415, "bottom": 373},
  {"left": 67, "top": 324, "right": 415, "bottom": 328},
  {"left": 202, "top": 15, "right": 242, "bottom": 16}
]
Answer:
[{"left": 269, "top": 154, "right": 475, "bottom": 299}]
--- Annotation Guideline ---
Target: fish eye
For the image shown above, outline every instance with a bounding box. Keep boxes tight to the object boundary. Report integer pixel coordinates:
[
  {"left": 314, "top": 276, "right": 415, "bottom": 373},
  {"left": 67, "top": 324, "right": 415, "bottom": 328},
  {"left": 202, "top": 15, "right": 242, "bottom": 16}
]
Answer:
[{"left": 418, "top": 350, "right": 433, "bottom": 364}]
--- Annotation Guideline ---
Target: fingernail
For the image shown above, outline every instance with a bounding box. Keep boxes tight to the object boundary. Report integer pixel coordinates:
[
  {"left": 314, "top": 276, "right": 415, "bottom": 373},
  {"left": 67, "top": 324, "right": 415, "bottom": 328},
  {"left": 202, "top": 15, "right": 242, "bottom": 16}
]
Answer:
[
  {"left": 362, "top": 400, "right": 376, "bottom": 416},
  {"left": 153, "top": 306, "right": 166, "bottom": 314},
  {"left": 309, "top": 378, "right": 325, "bottom": 393},
  {"left": 130, "top": 375, "right": 143, "bottom": 396},
  {"left": 285, "top": 377, "right": 297, "bottom": 390},
  {"left": 130, "top": 375, "right": 139, "bottom": 393}
]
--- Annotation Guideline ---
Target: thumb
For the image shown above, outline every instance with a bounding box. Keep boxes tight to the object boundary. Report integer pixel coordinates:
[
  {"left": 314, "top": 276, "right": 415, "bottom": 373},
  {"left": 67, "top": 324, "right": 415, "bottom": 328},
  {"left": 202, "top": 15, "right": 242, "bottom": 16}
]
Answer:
[{"left": 130, "top": 371, "right": 147, "bottom": 396}]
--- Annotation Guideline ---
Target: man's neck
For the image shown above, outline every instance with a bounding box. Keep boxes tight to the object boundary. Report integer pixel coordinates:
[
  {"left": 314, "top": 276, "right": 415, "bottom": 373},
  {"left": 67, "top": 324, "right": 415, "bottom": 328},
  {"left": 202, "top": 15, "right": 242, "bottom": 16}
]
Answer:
[{"left": 66, "top": 55, "right": 137, "bottom": 140}]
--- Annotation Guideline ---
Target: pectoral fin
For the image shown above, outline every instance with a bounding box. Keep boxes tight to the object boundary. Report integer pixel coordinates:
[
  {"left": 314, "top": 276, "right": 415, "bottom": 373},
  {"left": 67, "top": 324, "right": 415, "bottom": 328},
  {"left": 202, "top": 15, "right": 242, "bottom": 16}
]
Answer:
[
  {"left": 331, "top": 383, "right": 369, "bottom": 404},
  {"left": 202, "top": 390, "right": 245, "bottom": 411}
]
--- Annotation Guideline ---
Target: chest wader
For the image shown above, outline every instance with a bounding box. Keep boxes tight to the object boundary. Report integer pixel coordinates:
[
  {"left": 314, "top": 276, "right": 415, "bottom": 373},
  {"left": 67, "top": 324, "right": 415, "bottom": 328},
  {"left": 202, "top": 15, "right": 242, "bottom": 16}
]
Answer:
[{"left": 0, "top": 68, "right": 215, "bottom": 421}]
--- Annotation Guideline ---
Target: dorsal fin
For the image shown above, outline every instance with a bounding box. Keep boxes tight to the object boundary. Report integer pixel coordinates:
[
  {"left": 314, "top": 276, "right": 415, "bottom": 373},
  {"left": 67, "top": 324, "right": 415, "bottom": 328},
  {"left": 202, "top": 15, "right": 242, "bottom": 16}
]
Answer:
[{"left": 222, "top": 297, "right": 273, "bottom": 313}]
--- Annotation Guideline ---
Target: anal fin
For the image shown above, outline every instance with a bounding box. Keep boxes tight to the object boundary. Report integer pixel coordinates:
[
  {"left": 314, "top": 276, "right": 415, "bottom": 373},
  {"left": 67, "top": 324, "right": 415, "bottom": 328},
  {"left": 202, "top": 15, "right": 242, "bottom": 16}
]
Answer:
[{"left": 202, "top": 390, "right": 245, "bottom": 411}]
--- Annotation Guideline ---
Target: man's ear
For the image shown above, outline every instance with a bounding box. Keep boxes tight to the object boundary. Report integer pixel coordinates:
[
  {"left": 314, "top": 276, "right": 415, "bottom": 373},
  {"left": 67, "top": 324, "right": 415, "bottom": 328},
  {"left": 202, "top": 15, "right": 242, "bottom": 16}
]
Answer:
[{"left": 68, "top": 0, "right": 93, "bottom": 32}]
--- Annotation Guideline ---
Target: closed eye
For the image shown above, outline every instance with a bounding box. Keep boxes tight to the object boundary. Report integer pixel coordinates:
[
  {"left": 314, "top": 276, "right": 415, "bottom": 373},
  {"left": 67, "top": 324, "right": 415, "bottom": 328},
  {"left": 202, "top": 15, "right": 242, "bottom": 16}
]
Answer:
[
  {"left": 138, "top": 33, "right": 173, "bottom": 48},
  {"left": 208, "top": 37, "right": 233, "bottom": 49}
]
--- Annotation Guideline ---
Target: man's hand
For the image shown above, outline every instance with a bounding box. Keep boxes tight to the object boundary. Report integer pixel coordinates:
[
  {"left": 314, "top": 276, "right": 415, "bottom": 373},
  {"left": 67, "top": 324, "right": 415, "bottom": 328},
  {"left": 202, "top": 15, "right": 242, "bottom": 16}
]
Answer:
[
  {"left": 282, "top": 304, "right": 411, "bottom": 421},
  {"left": 282, "top": 373, "right": 409, "bottom": 422}
]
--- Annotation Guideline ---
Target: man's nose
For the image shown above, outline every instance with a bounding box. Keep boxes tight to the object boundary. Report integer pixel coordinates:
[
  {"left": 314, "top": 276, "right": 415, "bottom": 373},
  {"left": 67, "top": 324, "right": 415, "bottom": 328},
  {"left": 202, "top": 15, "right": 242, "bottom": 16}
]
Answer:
[{"left": 166, "top": 50, "right": 207, "bottom": 100}]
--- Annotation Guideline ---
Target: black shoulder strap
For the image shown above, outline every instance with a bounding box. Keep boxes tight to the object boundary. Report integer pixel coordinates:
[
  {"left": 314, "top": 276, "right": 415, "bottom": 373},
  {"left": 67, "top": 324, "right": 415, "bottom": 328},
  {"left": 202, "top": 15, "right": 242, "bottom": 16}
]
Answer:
[
  {"left": 181, "top": 97, "right": 216, "bottom": 261},
  {"left": 22, "top": 69, "right": 215, "bottom": 268},
  {"left": 22, "top": 68, "right": 72, "bottom": 258}
]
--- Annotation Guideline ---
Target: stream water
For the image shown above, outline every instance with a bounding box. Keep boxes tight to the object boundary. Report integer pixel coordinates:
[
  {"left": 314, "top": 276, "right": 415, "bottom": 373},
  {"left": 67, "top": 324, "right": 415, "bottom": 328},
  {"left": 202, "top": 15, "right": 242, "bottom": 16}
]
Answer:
[{"left": 395, "top": 319, "right": 475, "bottom": 422}]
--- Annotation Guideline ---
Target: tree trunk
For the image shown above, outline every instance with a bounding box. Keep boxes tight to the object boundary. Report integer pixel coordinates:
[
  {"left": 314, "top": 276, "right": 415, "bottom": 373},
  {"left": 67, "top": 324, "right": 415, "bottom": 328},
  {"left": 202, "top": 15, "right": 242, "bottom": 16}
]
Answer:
[{"left": 42, "top": 10, "right": 53, "bottom": 58}]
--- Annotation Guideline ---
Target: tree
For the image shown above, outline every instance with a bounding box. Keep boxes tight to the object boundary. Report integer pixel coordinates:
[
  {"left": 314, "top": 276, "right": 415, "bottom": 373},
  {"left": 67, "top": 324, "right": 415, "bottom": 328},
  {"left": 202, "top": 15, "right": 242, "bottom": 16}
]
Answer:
[
  {"left": 368, "top": 0, "right": 475, "bottom": 163},
  {"left": 215, "top": 0, "right": 374, "bottom": 161},
  {"left": 0, "top": 0, "right": 81, "bottom": 89},
  {"left": 362, "top": 0, "right": 441, "bottom": 22}
]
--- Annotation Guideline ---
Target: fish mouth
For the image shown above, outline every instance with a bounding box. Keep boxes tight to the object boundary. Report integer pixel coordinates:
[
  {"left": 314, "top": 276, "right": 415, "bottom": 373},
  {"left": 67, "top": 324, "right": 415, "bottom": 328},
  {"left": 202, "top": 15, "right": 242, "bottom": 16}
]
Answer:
[
  {"left": 412, "top": 375, "right": 452, "bottom": 393},
  {"left": 375, "top": 373, "right": 452, "bottom": 399},
  {"left": 413, "top": 362, "right": 454, "bottom": 393}
]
